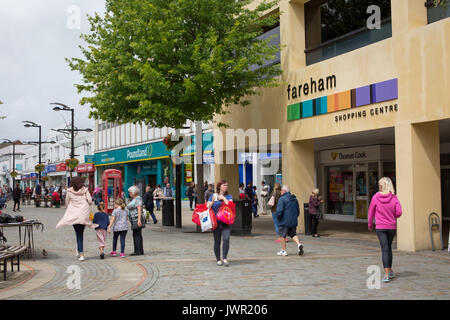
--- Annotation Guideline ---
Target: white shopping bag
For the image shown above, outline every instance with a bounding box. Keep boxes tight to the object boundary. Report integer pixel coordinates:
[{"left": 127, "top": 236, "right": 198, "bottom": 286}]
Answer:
[{"left": 199, "top": 209, "right": 213, "bottom": 232}]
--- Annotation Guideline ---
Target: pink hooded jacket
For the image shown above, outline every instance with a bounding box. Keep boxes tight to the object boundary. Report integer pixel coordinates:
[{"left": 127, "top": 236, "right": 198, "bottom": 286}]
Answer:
[
  {"left": 368, "top": 192, "right": 402, "bottom": 230},
  {"left": 56, "top": 186, "right": 98, "bottom": 229}
]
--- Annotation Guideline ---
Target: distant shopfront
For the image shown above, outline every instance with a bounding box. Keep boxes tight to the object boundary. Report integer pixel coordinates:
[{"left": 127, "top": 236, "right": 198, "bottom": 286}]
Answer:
[
  {"left": 94, "top": 132, "right": 214, "bottom": 198},
  {"left": 320, "top": 145, "right": 395, "bottom": 222}
]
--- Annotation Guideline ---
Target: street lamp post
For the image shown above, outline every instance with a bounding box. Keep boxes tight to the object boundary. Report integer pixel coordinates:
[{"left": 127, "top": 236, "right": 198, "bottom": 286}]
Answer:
[{"left": 50, "top": 103, "right": 92, "bottom": 183}]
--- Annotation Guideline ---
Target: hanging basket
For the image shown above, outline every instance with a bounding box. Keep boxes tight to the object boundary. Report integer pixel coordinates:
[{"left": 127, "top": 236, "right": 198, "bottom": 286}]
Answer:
[
  {"left": 35, "top": 164, "right": 45, "bottom": 172},
  {"left": 10, "top": 171, "right": 18, "bottom": 178},
  {"left": 65, "top": 158, "right": 79, "bottom": 170},
  {"left": 163, "top": 133, "right": 183, "bottom": 151},
  {"left": 41, "top": 176, "right": 49, "bottom": 182}
]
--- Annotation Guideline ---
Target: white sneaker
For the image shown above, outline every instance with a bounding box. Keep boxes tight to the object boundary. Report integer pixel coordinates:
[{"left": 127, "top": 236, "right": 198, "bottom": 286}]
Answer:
[
  {"left": 217, "top": 260, "right": 223, "bottom": 266},
  {"left": 78, "top": 255, "right": 85, "bottom": 261},
  {"left": 277, "top": 250, "right": 288, "bottom": 256}
]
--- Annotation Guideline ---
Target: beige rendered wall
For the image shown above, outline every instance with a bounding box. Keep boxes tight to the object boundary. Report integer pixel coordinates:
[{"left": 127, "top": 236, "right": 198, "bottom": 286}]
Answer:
[{"left": 213, "top": 0, "right": 450, "bottom": 251}]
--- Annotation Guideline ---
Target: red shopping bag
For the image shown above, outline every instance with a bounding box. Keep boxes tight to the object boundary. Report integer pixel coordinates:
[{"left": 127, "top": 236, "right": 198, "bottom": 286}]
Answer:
[
  {"left": 192, "top": 204, "right": 207, "bottom": 226},
  {"left": 217, "top": 201, "right": 236, "bottom": 225}
]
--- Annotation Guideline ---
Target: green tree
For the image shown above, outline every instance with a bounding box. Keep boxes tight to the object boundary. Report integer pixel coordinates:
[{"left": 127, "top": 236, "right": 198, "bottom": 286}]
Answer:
[{"left": 68, "top": 0, "right": 282, "bottom": 129}]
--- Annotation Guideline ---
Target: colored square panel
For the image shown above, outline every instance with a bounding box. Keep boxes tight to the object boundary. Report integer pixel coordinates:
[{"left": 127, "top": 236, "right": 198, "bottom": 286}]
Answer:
[
  {"left": 287, "top": 103, "right": 300, "bottom": 121},
  {"left": 355, "top": 85, "right": 371, "bottom": 107},
  {"left": 337, "top": 91, "right": 351, "bottom": 110},
  {"left": 315, "top": 96, "right": 328, "bottom": 115},
  {"left": 372, "top": 78, "right": 398, "bottom": 103},
  {"left": 327, "top": 94, "right": 338, "bottom": 113},
  {"left": 301, "top": 100, "right": 314, "bottom": 118}
]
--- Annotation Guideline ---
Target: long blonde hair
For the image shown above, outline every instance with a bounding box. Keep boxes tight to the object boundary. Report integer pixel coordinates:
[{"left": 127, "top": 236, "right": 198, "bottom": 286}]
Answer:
[
  {"left": 378, "top": 177, "right": 395, "bottom": 195},
  {"left": 115, "top": 198, "right": 126, "bottom": 210}
]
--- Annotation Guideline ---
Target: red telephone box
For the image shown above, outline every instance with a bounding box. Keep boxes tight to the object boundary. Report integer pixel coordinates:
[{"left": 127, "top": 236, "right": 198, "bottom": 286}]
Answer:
[{"left": 102, "top": 169, "right": 123, "bottom": 213}]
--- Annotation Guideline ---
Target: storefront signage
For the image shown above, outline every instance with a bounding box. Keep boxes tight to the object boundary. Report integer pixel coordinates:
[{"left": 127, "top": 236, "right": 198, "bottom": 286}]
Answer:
[
  {"left": 46, "top": 165, "right": 57, "bottom": 173},
  {"left": 320, "top": 145, "right": 395, "bottom": 164},
  {"left": 127, "top": 145, "right": 152, "bottom": 160},
  {"left": 85, "top": 155, "right": 94, "bottom": 163},
  {"left": 334, "top": 103, "right": 398, "bottom": 123},
  {"left": 56, "top": 163, "right": 67, "bottom": 171},
  {"left": 287, "top": 75, "right": 337, "bottom": 100},
  {"left": 287, "top": 78, "right": 398, "bottom": 121},
  {"left": 76, "top": 163, "right": 95, "bottom": 173}
]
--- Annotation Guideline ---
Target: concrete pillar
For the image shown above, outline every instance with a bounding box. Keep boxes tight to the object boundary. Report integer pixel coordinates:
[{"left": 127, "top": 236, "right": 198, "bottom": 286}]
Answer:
[
  {"left": 395, "top": 121, "right": 441, "bottom": 252},
  {"left": 391, "top": 0, "right": 427, "bottom": 36},
  {"left": 284, "top": 139, "right": 315, "bottom": 234},
  {"left": 214, "top": 149, "right": 240, "bottom": 199},
  {"left": 280, "top": 0, "right": 306, "bottom": 72}
]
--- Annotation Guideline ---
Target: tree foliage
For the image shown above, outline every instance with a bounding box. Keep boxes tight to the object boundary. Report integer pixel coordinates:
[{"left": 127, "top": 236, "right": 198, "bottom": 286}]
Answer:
[{"left": 68, "top": 0, "right": 282, "bottom": 129}]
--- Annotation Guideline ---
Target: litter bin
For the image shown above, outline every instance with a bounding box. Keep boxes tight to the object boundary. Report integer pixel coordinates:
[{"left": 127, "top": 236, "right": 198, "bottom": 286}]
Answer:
[
  {"left": 304, "top": 203, "right": 312, "bottom": 235},
  {"left": 162, "top": 198, "right": 175, "bottom": 227},
  {"left": 231, "top": 199, "right": 252, "bottom": 236}
]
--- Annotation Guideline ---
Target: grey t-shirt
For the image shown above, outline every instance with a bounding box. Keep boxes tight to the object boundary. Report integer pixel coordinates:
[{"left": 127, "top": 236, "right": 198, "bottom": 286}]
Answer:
[{"left": 112, "top": 208, "right": 128, "bottom": 232}]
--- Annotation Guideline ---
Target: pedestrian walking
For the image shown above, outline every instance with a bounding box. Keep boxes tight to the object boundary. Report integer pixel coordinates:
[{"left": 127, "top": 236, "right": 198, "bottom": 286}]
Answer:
[
  {"left": 252, "top": 186, "right": 259, "bottom": 218},
  {"left": 268, "top": 183, "right": 282, "bottom": 242},
  {"left": 153, "top": 185, "right": 164, "bottom": 211},
  {"left": 35, "top": 183, "right": 42, "bottom": 207},
  {"left": 163, "top": 183, "right": 173, "bottom": 198},
  {"left": 12, "top": 183, "right": 22, "bottom": 212},
  {"left": 143, "top": 185, "right": 158, "bottom": 224},
  {"left": 204, "top": 184, "right": 214, "bottom": 204},
  {"left": 107, "top": 198, "right": 128, "bottom": 258},
  {"left": 261, "top": 181, "right": 269, "bottom": 214},
  {"left": 368, "top": 177, "right": 403, "bottom": 283},
  {"left": 309, "top": 188, "right": 324, "bottom": 238},
  {"left": 56, "top": 176, "right": 97, "bottom": 261},
  {"left": 186, "top": 182, "right": 195, "bottom": 210},
  {"left": 127, "top": 185, "right": 145, "bottom": 256},
  {"left": 93, "top": 202, "right": 110, "bottom": 259},
  {"left": 276, "top": 185, "right": 304, "bottom": 256},
  {"left": 206, "top": 179, "right": 233, "bottom": 267}
]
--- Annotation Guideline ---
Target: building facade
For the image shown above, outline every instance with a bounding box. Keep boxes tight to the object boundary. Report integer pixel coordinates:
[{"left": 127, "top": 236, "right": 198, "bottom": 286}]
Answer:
[
  {"left": 94, "top": 120, "right": 215, "bottom": 198},
  {"left": 214, "top": 0, "right": 450, "bottom": 252}
]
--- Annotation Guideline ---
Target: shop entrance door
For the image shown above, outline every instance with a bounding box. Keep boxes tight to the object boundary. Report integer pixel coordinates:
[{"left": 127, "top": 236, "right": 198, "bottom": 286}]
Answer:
[
  {"left": 354, "top": 163, "right": 368, "bottom": 221},
  {"left": 147, "top": 175, "right": 157, "bottom": 188},
  {"left": 442, "top": 167, "right": 450, "bottom": 222}
]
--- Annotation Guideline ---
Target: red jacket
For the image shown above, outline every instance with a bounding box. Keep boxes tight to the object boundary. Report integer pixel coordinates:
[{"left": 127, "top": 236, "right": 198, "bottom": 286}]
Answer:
[{"left": 52, "top": 192, "right": 60, "bottom": 202}]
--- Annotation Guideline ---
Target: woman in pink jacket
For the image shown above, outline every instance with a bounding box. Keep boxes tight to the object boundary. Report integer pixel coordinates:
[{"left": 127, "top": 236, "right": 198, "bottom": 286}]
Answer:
[
  {"left": 368, "top": 177, "right": 402, "bottom": 283},
  {"left": 56, "top": 176, "right": 98, "bottom": 261}
]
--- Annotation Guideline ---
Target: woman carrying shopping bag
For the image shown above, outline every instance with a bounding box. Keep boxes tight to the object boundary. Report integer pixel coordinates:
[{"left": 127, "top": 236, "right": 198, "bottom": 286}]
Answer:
[{"left": 206, "top": 179, "right": 233, "bottom": 267}]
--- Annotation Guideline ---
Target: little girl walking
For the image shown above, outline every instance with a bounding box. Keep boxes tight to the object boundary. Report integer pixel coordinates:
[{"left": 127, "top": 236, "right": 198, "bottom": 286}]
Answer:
[
  {"left": 92, "top": 203, "right": 110, "bottom": 259},
  {"left": 107, "top": 198, "right": 129, "bottom": 258}
]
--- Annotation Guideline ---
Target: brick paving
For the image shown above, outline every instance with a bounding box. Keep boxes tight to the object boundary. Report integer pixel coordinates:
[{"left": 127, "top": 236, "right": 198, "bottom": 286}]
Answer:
[{"left": 0, "top": 203, "right": 449, "bottom": 300}]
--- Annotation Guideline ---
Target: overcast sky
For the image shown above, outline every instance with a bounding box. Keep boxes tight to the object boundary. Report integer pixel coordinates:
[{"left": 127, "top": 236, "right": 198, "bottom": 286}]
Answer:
[{"left": 0, "top": 0, "right": 106, "bottom": 142}]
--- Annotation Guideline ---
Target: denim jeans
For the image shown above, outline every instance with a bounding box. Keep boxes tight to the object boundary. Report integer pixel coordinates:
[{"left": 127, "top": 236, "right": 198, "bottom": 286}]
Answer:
[
  {"left": 112, "top": 230, "right": 127, "bottom": 253},
  {"left": 73, "top": 224, "right": 85, "bottom": 253},
  {"left": 155, "top": 199, "right": 161, "bottom": 210},
  {"left": 272, "top": 213, "right": 280, "bottom": 236}
]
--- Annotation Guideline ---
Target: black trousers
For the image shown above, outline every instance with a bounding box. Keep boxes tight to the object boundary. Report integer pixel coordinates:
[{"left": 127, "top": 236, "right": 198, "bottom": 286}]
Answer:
[
  {"left": 311, "top": 214, "right": 319, "bottom": 235},
  {"left": 376, "top": 229, "right": 396, "bottom": 269},
  {"left": 188, "top": 196, "right": 194, "bottom": 209},
  {"left": 212, "top": 222, "right": 231, "bottom": 261},
  {"left": 132, "top": 228, "right": 144, "bottom": 254},
  {"left": 13, "top": 198, "right": 20, "bottom": 211}
]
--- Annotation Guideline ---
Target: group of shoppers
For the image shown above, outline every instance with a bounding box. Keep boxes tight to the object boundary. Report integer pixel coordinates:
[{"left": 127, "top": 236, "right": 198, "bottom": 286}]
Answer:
[
  {"left": 56, "top": 177, "right": 146, "bottom": 261},
  {"left": 56, "top": 175, "right": 402, "bottom": 284}
]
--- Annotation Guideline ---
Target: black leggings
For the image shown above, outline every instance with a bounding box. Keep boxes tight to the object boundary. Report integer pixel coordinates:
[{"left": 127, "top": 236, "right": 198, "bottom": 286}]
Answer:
[
  {"left": 113, "top": 230, "right": 127, "bottom": 254},
  {"left": 376, "top": 229, "right": 396, "bottom": 269},
  {"left": 311, "top": 214, "right": 319, "bottom": 235},
  {"left": 212, "top": 222, "right": 231, "bottom": 261},
  {"left": 13, "top": 199, "right": 20, "bottom": 210}
]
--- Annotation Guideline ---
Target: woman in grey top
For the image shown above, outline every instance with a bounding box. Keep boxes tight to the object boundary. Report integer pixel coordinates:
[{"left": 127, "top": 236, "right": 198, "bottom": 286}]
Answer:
[{"left": 127, "top": 186, "right": 145, "bottom": 256}]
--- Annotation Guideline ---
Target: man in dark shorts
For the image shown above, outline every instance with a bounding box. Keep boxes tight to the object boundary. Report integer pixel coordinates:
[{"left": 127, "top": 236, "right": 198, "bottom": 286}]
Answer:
[{"left": 276, "top": 185, "right": 304, "bottom": 256}]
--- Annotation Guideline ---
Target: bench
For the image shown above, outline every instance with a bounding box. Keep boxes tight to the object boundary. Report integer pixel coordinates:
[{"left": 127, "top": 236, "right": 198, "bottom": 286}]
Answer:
[{"left": 0, "top": 245, "right": 28, "bottom": 281}]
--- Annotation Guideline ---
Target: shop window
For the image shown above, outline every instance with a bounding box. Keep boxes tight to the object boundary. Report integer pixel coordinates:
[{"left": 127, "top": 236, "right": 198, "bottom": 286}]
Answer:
[
  {"left": 305, "top": 0, "right": 392, "bottom": 65},
  {"left": 250, "top": 17, "right": 281, "bottom": 71},
  {"left": 426, "top": 0, "right": 450, "bottom": 24},
  {"left": 325, "top": 165, "right": 353, "bottom": 215}
]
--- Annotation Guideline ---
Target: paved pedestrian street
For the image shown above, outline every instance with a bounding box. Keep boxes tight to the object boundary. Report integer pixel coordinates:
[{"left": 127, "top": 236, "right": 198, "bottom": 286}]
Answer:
[{"left": 1, "top": 205, "right": 449, "bottom": 300}]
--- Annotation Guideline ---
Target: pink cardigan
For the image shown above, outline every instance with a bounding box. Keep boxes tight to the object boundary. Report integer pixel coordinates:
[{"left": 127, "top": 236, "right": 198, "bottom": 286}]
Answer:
[{"left": 56, "top": 187, "right": 98, "bottom": 229}]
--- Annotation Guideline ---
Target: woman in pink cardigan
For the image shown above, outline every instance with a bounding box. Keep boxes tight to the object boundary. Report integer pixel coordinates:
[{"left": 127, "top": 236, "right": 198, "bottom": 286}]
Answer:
[
  {"left": 56, "top": 176, "right": 98, "bottom": 261},
  {"left": 368, "top": 177, "right": 402, "bottom": 283}
]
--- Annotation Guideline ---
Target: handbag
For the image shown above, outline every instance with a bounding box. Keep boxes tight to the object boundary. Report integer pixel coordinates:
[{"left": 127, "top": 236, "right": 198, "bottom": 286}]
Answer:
[
  {"left": 216, "top": 201, "right": 236, "bottom": 225},
  {"left": 267, "top": 195, "right": 275, "bottom": 208},
  {"left": 199, "top": 208, "right": 217, "bottom": 232}
]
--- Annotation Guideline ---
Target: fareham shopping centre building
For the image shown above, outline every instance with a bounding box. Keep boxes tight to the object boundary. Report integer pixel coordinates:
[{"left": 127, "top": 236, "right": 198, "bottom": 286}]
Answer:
[{"left": 214, "top": 0, "right": 450, "bottom": 252}]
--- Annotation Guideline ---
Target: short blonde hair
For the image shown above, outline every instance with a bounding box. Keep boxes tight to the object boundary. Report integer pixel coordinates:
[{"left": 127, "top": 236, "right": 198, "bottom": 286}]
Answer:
[
  {"left": 312, "top": 188, "right": 319, "bottom": 195},
  {"left": 378, "top": 177, "right": 395, "bottom": 194},
  {"left": 128, "top": 185, "right": 140, "bottom": 196}
]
